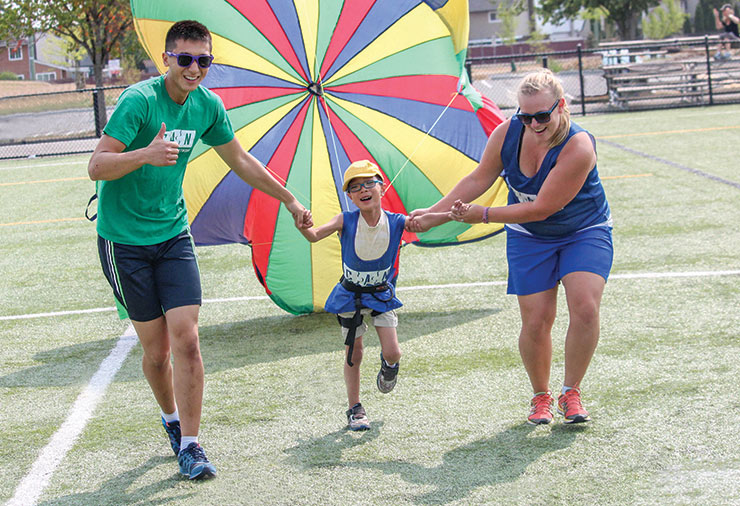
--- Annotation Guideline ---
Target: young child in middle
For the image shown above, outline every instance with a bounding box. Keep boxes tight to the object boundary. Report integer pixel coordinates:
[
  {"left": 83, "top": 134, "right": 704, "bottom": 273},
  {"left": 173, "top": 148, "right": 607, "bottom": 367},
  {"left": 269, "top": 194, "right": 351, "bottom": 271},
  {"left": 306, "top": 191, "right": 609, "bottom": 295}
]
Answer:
[{"left": 299, "top": 160, "right": 448, "bottom": 431}]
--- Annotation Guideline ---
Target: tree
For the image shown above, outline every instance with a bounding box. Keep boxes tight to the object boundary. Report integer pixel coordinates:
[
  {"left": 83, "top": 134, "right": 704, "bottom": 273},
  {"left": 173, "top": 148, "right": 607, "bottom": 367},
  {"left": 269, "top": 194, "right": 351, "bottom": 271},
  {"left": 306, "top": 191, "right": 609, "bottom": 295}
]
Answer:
[
  {"left": 581, "top": 6, "right": 613, "bottom": 44},
  {"left": 118, "top": 24, "right": 149, "bottom": 81},
  {"left": 538, "top": 0, "right": 662, "bottom": 40},
  {"left": 526, "top": 0, "right": 537, "bottom": 33},
  {"left": 496, "top": 0, "right": 526, "bottom": 44},
  {"left": 0, "top": 0, "right": 133, "bottom": 125},
  {"left": 642, "top": 0, "right": 688, "bottom": 39}
]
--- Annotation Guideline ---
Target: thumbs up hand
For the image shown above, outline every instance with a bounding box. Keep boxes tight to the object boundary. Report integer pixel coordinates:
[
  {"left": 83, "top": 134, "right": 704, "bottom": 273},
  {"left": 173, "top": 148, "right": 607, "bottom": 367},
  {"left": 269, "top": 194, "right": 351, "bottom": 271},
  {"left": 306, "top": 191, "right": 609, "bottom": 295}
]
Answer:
[{"left": 146, "top": 123, "right": 180, "bottom": 166}]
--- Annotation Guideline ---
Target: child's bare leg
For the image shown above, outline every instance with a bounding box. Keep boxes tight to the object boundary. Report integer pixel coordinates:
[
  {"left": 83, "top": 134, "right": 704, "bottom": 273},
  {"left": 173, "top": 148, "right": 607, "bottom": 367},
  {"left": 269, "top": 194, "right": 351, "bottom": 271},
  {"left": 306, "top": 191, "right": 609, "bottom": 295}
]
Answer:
[
  {"left": 344, "top": 335, "right": 364, "bottom": 407},
  {"left": 376, "top": 326, "right": 401, "bottom": 365}
]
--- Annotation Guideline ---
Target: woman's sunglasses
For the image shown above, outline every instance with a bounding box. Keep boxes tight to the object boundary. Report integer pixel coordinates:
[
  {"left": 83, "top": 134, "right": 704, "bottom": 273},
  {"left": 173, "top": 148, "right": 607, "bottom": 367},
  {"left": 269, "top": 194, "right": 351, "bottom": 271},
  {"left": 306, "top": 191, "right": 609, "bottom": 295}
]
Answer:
[
  {"left": 514, "top": 99, "right": 560, "bottom": 125},
  {"left": 166, "top": 51, "right": 215, "bottom": 69}
]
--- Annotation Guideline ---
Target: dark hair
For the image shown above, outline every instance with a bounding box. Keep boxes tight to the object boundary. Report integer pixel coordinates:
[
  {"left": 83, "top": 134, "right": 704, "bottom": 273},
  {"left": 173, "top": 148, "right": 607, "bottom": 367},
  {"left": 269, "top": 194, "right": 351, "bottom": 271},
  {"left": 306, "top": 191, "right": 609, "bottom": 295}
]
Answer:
[{"left": 165, "top": 20, "right": 212, "bottom": 52}]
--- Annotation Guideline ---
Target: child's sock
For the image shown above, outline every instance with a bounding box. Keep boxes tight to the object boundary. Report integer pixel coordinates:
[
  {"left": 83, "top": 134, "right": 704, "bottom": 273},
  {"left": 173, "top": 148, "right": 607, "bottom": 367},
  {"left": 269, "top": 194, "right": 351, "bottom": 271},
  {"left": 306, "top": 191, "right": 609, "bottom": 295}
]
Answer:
[
  {"left": 383, "top": 358, "right": 398, "bottom": 368},
  {"left": 179, "top": 436, "right": 198, "bottom": 453},
  {"left": 561, "top": 386, "right": 576, "bottom": 395},
  {"left": 161, "top": 409, "right": 179, "bottom": 423}
]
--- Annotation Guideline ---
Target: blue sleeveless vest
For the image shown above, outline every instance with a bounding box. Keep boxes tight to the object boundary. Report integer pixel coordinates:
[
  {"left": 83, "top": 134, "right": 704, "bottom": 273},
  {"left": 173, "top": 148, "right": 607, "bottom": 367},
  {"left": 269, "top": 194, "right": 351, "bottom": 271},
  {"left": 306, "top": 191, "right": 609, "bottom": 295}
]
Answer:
[
  {"left": 324, "top": 210, "right": 406, "bottom": 314},
  {"left": 500, "top": 117, "right": 611, "bottom": 237}
]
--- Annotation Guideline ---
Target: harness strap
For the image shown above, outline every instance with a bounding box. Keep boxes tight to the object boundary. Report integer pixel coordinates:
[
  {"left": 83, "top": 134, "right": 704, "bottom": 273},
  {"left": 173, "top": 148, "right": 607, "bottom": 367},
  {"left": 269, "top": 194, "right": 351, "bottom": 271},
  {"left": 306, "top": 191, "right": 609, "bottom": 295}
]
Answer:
[
  {"left": 340, "top": 277, "right": 390, "bottom": 294},
  {"left": 339, "top": 277, "right": 392, "bottom": 367},
  {"left": 342, "top": 294, "right": 363, "bottom": 367}
]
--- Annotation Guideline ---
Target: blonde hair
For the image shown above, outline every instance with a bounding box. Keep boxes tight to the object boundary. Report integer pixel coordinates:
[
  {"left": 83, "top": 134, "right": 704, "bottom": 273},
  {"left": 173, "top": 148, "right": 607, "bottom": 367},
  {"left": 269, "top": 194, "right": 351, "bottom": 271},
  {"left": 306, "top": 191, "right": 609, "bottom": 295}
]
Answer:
[{"left": 517, "top": 69, "right": 570, "bottom": 149}]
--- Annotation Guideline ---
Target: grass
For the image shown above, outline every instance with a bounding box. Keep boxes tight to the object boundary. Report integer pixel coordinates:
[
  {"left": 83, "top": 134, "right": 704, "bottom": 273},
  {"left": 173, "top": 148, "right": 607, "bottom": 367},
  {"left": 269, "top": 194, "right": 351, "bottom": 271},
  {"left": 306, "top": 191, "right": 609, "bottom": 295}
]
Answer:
[{"left": 1, "top": 105, "right": 740, "bottom": 505}]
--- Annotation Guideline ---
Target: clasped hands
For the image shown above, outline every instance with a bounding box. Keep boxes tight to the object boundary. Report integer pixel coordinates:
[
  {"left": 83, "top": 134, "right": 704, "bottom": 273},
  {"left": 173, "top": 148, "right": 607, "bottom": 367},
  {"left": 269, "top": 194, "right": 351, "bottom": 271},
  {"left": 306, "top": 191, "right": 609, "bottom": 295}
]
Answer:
[
  {"left": 406, "top": 200, "right": 486, "bottom": 232},
  {"left": 286, "top": 200, "right": 313, "bottom": 230}
]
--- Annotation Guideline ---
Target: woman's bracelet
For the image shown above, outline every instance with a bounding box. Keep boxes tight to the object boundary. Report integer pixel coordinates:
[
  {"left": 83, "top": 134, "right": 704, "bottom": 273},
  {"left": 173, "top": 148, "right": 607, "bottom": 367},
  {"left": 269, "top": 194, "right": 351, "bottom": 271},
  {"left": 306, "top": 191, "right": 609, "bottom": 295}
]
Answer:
[{"left": 482, "top": 206, "right": 490, "bottom": 224}]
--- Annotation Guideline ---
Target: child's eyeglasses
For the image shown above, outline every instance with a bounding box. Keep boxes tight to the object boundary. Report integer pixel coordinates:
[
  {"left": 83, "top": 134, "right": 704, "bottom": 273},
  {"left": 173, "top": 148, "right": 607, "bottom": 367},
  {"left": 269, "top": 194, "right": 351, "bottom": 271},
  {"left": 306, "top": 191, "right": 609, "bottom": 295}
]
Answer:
[
  {"left": 514, "top": 99, "right": 560, "bottom": 125},
  {"left": 166, "top": 51, "right": 215, "bottom": 69},
  {"left": 347, "top": 180, "right": 383, "bottom": 193}
]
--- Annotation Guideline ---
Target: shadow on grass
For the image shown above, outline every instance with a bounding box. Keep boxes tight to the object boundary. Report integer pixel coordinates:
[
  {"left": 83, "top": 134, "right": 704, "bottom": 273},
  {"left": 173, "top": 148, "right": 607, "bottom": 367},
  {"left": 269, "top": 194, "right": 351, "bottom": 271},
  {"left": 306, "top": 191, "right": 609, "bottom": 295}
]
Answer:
[
  {"left": 196, "top": 307, "right": 501, "bottom": 373},
  {"left": 37, "top": 455, "right": 194, "bottom": 505},
  {"left": 0, "top": 308, "right": 499, "bottom": 387},
  {"left": 0, "top": 337, "right": 120, "bottom": 388},
  {"left": 284, "top": 421, "right": 385, "bottom": 468},
  {"left": 287, "top": 422, "right": 583, "bottom": 505}
]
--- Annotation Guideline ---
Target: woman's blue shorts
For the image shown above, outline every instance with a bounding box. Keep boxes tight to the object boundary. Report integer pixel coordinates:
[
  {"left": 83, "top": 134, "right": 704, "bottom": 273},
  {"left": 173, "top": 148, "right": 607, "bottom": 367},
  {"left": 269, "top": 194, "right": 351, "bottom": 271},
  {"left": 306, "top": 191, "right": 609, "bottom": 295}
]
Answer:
[{"left": 506, "top": 225, "right": 613, "bottom": 296}]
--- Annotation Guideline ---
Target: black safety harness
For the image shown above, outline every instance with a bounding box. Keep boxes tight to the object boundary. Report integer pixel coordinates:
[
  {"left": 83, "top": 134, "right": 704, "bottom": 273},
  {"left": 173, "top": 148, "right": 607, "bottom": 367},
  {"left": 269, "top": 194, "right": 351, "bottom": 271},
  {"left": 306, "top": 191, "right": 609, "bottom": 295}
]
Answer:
[{"left": 337, "top": 276, "right": 395, "bottom": 367}]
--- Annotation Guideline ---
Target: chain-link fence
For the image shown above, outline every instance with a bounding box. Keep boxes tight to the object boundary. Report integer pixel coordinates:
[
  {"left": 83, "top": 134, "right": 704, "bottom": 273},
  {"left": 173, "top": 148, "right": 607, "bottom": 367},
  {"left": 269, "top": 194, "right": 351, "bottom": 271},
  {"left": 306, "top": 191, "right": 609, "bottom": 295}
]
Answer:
[
  {"left": 0, "top": 85, "right": 126, "bottom": 160},
  {"left": 2, "top": 36, "right": 739, "bottom": 160},
  {"left": 468, "top": 36, "right": 740, "bottom": 118}
]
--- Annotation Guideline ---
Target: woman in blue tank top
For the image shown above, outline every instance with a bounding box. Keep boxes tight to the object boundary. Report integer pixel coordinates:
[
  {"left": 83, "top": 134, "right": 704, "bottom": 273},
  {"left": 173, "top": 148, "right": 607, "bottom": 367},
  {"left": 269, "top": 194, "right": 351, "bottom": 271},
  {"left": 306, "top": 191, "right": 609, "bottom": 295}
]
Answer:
[{"left": 409, "top": 69, "right": 613, "bottom": 426}]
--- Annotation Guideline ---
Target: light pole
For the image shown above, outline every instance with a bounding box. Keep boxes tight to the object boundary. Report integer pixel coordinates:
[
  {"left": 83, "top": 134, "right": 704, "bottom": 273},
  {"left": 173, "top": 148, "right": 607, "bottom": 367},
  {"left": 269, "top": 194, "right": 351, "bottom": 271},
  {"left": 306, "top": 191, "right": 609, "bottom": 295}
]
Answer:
[{"left": 27, "top": 33, "right": 36, "bottom": 80}]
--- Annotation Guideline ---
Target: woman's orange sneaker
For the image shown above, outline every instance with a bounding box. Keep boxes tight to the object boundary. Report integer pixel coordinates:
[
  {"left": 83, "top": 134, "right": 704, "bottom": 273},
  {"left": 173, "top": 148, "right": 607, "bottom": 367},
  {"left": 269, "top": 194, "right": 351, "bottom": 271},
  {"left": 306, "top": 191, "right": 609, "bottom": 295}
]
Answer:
[
  {"left": 557, "top": 388, "right": 591, "bottom": 424},
  {"left": 527, "top": 391, "right": 554, "bottom": 425}
]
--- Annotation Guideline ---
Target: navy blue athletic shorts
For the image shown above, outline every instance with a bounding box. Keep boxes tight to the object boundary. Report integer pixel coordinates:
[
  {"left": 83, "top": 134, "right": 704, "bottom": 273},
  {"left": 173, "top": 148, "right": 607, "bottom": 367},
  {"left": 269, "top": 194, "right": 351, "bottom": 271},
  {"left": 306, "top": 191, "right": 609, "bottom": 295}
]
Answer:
[
  {"left": 506, "top": 225, "right": 613, "bottom": 296},
  {"left": 97, "top": 230, "right": 201, "bottom": 322}
]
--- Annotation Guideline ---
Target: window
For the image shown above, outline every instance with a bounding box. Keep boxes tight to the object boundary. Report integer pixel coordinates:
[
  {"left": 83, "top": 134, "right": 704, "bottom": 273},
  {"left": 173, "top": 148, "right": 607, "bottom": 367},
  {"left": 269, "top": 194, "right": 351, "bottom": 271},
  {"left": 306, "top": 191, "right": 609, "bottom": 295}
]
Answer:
[
  {"left": 488, "top": 11, "right": 498, "bottom": 23},
  {"left": 36, "top": 72, "right": 57, "bottom": 81},
  {"left": 9, "top": 46, "right": 23, "bottom": 61}
]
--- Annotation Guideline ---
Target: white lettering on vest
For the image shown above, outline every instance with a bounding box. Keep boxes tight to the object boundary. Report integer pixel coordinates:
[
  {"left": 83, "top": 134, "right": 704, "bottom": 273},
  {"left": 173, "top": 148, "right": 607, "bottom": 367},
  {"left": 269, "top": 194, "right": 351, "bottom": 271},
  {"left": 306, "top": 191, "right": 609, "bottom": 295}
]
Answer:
[
  {"left": 511, "top": 188, "right": 537, "bottom": 203},
  {"left": 343, "top": 265, "right": 390, "bottom": 287}
]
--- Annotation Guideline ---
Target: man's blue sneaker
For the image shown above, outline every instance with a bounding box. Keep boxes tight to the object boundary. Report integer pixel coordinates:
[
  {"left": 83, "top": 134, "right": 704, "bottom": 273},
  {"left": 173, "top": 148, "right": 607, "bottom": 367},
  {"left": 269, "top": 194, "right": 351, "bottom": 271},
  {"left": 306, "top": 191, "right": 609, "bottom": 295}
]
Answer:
[
  {"left": 161, "top": 417, "right": 181, "bottom": 456},
  {"left": 178, "top": 442, "right": 217, "bottom": 480}
]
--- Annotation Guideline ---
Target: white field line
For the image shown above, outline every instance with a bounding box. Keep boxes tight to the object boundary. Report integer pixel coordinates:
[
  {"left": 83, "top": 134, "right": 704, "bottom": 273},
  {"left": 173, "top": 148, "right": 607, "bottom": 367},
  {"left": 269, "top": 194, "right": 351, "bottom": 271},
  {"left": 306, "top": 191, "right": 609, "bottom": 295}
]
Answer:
[
  {"left": 0, "top": 160, "right": 86, "bottom": 171},
  {"left": 2, "top": 270, "right": 740, "bottom": 322},
  {"left": 6, "top": 324, "right": 137, "bottom": 506},
  {"left": 0, "top": 295, "right": 272, "bottom": 321},
  {"left": 0, "top": 306, "right": 118, "bottom": 321},
  {"left": 5, "top": 268, "right": 740, "bottom": 505}
]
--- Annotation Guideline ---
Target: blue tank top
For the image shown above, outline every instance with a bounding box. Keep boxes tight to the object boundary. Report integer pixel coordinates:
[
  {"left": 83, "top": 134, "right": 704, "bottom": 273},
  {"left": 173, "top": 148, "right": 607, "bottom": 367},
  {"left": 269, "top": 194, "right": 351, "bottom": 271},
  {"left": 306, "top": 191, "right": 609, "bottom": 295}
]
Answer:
[
  {"left": 323, "top": 210, "right": 406, "bottom": 314},
  {"left": 500, "top": 117, "right": 611, "bottom": 237}
]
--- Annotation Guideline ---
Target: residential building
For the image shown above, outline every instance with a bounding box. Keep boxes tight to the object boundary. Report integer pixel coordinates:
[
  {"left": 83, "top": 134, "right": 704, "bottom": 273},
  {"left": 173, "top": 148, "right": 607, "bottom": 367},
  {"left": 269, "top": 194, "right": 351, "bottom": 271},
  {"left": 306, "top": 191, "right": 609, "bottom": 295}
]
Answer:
[
  {"left": 0, "top": 35, "right": 76, "bottom": 81},
  {"left": 469, "top": 0, "right": 590, "bottom": 45},
  {"left": 469, "top": 0, "right": 529, "bottom": 45}
]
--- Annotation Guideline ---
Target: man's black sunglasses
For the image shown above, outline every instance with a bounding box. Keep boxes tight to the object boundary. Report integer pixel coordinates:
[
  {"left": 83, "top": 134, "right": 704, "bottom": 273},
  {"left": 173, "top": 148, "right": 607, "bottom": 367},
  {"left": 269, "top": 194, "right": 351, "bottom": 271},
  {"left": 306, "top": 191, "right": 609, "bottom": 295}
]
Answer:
[
  {"left": 514, "top": 99, "right": 560, "bottom": 125},
  {"left": 166, "top": 51, "right": 214, "bottom": 69}
]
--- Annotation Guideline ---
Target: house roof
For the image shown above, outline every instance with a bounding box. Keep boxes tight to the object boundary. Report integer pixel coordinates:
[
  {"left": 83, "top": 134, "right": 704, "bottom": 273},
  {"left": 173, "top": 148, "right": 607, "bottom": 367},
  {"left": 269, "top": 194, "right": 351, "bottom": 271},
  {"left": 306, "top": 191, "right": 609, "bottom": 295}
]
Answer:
[
  {"left": 34, "top": 60, "right": 75, "bottom": 72},
  {"left": 0, "top": 39, "right": 27, "bottom": 49},
  {"left": 469, "top": 0, "right": 496, "bottom": 12}
]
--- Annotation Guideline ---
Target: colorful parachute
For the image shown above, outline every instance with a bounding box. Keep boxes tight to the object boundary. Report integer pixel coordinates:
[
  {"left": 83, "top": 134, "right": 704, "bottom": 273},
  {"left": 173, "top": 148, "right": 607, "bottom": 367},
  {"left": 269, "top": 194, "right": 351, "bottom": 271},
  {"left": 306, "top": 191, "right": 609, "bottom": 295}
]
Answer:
[{"left": 131, "top": 0, "right": 507, "bottom": 315}]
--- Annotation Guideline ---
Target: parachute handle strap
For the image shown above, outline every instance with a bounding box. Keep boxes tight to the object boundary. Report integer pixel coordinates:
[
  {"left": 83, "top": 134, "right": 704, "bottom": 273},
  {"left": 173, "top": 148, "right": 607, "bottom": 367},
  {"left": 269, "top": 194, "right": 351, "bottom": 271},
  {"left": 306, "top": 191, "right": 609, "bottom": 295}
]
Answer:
[{"left": 85, "top": 193, "right": 98, "bottom": 222}]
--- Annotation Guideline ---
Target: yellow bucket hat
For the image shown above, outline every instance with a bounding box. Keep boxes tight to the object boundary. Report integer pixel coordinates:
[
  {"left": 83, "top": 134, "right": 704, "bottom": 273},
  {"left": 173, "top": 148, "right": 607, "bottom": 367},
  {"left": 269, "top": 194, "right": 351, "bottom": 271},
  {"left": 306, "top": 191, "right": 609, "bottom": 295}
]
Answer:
[{"left": 342, "top": 160, "right": 383, "bottom": 192}]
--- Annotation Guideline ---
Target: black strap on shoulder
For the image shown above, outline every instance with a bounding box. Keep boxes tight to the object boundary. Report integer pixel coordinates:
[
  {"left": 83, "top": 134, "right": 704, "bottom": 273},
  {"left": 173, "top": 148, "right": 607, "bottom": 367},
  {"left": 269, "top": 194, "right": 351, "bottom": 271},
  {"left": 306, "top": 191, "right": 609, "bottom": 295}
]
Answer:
[
  {"left": 339, "top": 276, "right": 393, "bottom": 367},
  {"left": 85, "top": 193, "right": 98, "bottom": 222}
]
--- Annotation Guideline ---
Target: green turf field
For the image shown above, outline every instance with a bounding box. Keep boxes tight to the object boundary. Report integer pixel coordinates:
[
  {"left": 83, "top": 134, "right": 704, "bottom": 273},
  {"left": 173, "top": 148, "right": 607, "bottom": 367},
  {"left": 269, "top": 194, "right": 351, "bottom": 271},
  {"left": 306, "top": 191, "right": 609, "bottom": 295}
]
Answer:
[{"left": 1, "top": 105, "right": 739, "bottom": 505}]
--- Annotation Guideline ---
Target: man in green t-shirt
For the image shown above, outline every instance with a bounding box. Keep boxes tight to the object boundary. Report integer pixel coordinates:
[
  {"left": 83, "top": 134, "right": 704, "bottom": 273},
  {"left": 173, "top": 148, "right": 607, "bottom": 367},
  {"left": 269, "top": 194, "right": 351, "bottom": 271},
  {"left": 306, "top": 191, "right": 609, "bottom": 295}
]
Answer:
[{"left": 87, "top": 20, "right": 311, "bottom": 480}]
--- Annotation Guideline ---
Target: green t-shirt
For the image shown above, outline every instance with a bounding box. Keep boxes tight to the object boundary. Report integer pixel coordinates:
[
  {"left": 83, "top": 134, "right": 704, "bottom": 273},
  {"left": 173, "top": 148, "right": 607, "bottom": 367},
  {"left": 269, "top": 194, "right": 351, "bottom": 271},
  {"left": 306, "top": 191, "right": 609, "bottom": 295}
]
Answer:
[{"left": 96, "top": 75, "right": 234, "bottom": 245}]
